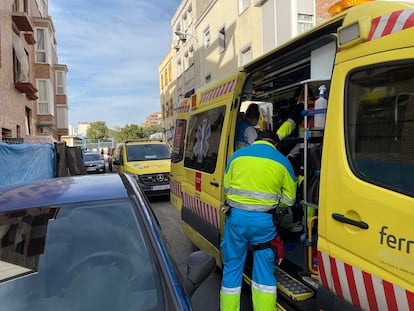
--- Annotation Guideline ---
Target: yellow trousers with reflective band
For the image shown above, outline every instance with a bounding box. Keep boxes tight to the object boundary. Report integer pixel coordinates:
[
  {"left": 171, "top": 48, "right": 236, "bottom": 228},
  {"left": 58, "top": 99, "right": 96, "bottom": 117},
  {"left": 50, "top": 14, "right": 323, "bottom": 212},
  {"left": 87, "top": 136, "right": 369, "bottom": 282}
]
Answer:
[{"left": 220, "top": 288, "right": 276, "bottom": 311}]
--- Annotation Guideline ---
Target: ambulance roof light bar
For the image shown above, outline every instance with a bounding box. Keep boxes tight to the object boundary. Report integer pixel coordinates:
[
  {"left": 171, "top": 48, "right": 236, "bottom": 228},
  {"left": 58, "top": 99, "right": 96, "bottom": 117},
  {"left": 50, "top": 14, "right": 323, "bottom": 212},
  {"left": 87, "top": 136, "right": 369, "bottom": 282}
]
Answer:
[{"left": 328, "top": 0, "right": 373, "bottom": 16}]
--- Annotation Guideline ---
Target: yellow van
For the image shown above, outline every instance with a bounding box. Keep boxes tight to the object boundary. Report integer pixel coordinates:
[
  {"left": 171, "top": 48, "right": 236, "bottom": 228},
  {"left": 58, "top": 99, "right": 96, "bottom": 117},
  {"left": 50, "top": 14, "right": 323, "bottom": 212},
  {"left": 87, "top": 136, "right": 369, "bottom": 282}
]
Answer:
[
  {"left": 170, "top": 1, "right": 414, "bottom": 310},
  {"left": 113, "top": 140, "right": 171, "bottom": 197}
]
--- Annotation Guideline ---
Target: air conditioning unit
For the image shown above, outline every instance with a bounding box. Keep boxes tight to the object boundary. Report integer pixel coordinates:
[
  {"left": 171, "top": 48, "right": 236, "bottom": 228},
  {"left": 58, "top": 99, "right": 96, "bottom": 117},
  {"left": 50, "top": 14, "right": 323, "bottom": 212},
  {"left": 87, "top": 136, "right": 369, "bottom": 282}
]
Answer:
[{"left": 254, "top": 0, "right": 268, "bottom": 7}]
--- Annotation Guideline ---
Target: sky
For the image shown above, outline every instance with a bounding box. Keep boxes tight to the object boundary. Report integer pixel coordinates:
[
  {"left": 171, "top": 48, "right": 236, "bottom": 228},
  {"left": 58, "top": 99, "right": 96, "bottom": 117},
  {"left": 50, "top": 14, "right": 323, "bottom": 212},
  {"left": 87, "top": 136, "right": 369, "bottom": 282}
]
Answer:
[{"left": 48, "top": 0, "right": 181, "bottom": 129}]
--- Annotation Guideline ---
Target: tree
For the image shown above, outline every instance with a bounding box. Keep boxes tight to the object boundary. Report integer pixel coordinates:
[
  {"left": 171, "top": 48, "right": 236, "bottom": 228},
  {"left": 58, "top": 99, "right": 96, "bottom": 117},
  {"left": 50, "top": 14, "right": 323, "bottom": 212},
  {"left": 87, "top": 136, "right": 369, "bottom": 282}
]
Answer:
[
  {"left": 86, "top": 121, "right": 108, "bottom": 140},
  {"left": 116, "top": 124, "right": 145, "bottom": 142}
]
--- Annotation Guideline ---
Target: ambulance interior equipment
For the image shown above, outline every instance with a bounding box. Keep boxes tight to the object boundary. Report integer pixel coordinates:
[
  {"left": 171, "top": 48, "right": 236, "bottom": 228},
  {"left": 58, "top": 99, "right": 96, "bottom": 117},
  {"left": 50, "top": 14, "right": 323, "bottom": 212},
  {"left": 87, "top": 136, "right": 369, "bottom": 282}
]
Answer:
[{"left": 236, "top": 35, "right": 336, "bottom": 301}]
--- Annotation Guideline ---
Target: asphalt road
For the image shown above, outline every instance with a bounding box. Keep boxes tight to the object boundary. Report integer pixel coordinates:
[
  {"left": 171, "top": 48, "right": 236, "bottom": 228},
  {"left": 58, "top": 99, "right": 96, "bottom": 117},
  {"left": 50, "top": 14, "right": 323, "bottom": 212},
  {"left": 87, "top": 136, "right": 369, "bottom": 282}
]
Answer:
[{"left": 150, "top": 196, "right": 253, "bottom": 311}]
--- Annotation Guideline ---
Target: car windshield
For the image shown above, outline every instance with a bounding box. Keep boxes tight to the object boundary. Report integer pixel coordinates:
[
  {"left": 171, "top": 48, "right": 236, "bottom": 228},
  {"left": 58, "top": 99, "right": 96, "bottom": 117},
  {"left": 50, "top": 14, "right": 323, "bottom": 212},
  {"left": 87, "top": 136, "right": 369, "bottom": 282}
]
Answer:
[
  {"left": 0, "top": 201, "right": 166, "bottom": 311},
  {"left": 84, "top": 153, "right": 101, "bottom": 161},
  {"left": 126, "top": 144, "right": 171, "bottom": 162}
]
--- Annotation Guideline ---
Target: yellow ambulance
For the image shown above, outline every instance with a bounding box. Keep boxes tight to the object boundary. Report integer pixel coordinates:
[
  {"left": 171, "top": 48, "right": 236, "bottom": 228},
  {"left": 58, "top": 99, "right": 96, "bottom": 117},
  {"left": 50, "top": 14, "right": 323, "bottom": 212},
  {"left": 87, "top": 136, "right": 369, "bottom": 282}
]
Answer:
[
  {"left": 112, "top": 140, "right": 171, "bottom": 197},
  {"left": 170, "top": 1, "right": 414, "bottom": 309}
]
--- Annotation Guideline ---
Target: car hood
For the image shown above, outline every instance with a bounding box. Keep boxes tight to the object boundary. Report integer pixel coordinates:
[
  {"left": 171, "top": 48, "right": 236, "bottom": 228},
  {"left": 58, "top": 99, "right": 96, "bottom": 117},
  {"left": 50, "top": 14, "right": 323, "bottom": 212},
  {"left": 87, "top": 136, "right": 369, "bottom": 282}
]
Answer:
[{"left": 124, "top": 159, "right": 170, "bottom": 174}]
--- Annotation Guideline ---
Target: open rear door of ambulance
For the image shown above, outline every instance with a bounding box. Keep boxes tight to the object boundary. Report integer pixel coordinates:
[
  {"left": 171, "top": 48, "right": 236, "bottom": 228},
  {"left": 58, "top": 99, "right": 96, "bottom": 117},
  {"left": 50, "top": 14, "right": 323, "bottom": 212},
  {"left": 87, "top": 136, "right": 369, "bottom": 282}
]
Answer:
[
  {"left": 170, "top": 97, "right": 191, "bottom": 211},
  {"left": 318, "top": 46, "right": 414, "bottom": 309}
]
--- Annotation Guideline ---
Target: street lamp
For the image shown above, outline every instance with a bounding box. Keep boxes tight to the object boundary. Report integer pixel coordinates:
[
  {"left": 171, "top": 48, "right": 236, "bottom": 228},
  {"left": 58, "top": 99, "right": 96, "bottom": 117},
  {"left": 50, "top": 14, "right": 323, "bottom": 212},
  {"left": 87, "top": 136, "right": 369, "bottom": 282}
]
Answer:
[{"left": 175, "top": 30, "right": 198, "bottom": 43}]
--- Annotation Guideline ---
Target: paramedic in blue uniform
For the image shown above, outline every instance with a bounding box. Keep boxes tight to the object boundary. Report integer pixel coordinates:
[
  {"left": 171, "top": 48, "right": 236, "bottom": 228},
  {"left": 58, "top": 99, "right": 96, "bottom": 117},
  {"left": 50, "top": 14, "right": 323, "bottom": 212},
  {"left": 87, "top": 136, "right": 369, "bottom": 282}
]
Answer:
[
  {"left": 235, "top": 103, "right": 260, "bottom": 150},
  {"left": 220, "top": 130, "right": 297, "bottom": 311}
]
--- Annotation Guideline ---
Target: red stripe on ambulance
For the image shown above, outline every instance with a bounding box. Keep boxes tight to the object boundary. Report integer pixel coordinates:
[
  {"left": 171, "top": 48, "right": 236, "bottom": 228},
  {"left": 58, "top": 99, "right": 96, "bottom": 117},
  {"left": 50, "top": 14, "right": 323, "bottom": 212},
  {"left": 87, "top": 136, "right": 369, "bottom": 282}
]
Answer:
[
  {"left": 182, "top": 191, "right": 220, "bottom": 229},
  {"left": 318, "top": 251, "right": 414, "bottom": 310},
  {"left": 199, "top": 80, "right": 236, "bottom": 104},
  {"left": 367, "top": 9, "right": 414, "bottom": 41}
]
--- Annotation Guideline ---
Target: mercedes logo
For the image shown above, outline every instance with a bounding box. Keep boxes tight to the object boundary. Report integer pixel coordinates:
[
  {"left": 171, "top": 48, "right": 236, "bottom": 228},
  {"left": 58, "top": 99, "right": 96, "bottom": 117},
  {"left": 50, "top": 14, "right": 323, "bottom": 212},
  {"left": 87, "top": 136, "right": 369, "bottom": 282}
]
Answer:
[{"left": 156, "top": 174, "right": 165, "bottom": 182}]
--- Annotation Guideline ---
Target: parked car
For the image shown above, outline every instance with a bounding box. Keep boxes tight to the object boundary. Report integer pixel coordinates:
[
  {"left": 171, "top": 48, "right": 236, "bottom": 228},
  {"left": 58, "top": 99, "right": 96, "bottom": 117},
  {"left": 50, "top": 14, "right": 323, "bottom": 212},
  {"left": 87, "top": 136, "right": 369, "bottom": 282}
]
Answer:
[
  {"left": 0, "top": 174, "right": 215, "bottom": 310},
  {"left": 112, "top": 140, "right": 171, "bottom": 197},
  {"left": 83, "top": 152, "right": 105, "bottom": 173}
]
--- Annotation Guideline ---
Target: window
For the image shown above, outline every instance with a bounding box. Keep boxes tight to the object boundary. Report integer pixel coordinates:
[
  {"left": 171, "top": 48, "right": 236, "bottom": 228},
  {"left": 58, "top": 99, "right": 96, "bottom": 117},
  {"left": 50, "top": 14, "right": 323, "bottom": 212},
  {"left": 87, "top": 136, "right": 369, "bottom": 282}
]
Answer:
[
  {"left": 218, "top": 27, "right": 226, "bottom": 53},
  {"left": 56, "top": 105, "right": 68, "bottom": 129},
  {"left": 346, "top": 62, "right": 414, "bottom": 197},
  {"left": 171, "top": 118, "right": 187, "bottom": 163},
  {"left": 126, "top": 144, "right": 171, "bottom": 162},
  {"left": 36, "top": 28, "right": 47, "bottom": 63},
  {"left": 240, "top": 44, "right": 252, "bottom": 66},
  {"left": 12, "top": 32, "right": 29, "bottom": 82},
  {"left": 35, "top": 0, "right": 47, "bottom": 17},
  {"left": 25, "top": 107, "right": 31, "bottom": 135},
  {"left": 37, "top": 79, "right": 54, "bottom": 115},
  {"left": 13, "top": 0, "right": 28, "bottom": 12},
  {"left": 298, "top": 14, "right": 314, "bottom": 35},
  {"left": 184, "top": 106, "right": 226, "bottom": 173},
  {"left": 203, "top": 26, "right": 210, "bottom": 48},
  {"left": 238, "top": 0, "right": 250, "bottom": 15},
  {"left": 55, "top": 71, "right": 66, "bottom": 95},
  {"left": 168, "top": 64, "right": 172, "bottom": 83},
  {"left": 2, "top": 128, "right": 12, "bottom": 139}
]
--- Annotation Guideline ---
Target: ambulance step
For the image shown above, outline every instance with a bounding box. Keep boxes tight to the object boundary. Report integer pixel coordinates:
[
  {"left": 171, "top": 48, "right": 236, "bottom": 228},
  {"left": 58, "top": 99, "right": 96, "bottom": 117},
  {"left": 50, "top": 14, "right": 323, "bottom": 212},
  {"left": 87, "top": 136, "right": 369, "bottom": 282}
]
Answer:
[{"left": 275, "top": 267, "right": 314, "bottom": 301}]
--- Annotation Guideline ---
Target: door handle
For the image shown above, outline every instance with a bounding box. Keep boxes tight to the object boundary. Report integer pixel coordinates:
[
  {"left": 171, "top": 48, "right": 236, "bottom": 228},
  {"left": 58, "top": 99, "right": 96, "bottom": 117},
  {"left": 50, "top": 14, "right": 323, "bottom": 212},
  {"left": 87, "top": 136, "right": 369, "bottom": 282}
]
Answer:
[
  {"left": 210, "top": 181, "right": 219, "bottom": 187},
  {"left": 331, "top": 213, "right": 369, "bottom": 229}
]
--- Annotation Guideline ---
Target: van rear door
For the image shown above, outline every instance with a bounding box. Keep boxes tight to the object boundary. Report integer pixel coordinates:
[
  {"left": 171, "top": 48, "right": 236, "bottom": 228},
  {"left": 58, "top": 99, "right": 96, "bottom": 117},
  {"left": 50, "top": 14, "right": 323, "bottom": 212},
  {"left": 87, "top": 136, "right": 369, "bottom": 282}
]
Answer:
[
  {"left": 170, "top": 98, "right": 191, "bottom": 211},
  {"left": 319, "top": 49, "right": 414, "bottom": 307}
]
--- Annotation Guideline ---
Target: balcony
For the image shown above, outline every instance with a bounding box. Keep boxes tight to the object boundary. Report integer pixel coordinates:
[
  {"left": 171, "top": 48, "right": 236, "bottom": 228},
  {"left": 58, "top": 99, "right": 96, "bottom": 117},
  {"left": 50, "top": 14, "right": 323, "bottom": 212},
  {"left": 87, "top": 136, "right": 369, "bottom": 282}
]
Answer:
[
  {"left": 12, "top": 12, "right": 35, "bottom": 45},
  {"left": 26, "top": 93, "right": 38, "bottom": 100},
  {"left": 23, "top": 32, "right": 36, "bottom": 45},
  {"left": 15, "top": 82, "right": 38, "bottom": 94},
  {"left": 11, "top": 11, "right": 33, "bottom": 32}
]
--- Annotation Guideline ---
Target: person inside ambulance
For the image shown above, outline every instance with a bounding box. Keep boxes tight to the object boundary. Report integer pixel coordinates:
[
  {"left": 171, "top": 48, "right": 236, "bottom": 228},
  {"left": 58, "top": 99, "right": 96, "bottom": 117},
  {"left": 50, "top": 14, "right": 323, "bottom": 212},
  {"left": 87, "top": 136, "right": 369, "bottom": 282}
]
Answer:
[
  {"left": 235, "top": 103, "right": 260, "bottom": 150},
  {"left": 276, "top": 85, "right": 307, "bottom": 142},
  {"left": 220, "top": 130, "right": 296, "bottom": 311}
]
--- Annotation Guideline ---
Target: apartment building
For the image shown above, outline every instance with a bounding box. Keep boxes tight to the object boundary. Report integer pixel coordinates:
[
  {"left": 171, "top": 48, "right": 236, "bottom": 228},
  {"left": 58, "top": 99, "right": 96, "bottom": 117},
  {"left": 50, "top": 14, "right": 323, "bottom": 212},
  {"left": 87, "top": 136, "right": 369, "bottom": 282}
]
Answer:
[
  {"left": 159, "top": 49, "right": 175, "bottom": 144},
  {"left": 160, "top": 0, "right": 339, "bottom": 139},
  {"left": 160, "top": 0, "right": 316, "bottom": 138},
  {"left": 143, "top": 112, "right": 162, "bottom": 128},
  {"left": 0, "top": 0, "right": 68, "bottom": 142}
]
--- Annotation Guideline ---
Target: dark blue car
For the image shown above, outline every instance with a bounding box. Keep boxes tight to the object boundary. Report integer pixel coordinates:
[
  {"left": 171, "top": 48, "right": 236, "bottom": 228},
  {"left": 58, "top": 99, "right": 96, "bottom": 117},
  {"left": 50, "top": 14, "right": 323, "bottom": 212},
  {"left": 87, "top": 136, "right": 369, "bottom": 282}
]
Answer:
[{"left": 0, "top": 174, "right": 215, "bottom": 310}]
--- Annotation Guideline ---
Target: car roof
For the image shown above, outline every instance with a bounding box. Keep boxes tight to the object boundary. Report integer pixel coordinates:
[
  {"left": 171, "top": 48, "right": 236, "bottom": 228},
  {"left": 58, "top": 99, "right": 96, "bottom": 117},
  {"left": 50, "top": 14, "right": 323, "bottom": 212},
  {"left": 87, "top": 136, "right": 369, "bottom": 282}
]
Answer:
[{"left": 0, "top": 174, "right": 129, "bottom": 212}]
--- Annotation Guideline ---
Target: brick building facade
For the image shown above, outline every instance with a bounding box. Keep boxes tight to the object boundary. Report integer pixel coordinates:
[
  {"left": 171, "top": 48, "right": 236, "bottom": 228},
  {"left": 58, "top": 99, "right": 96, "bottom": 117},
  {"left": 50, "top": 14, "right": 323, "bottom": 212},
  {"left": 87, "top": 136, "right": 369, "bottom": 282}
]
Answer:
[{"left": 0, "top": 0, "right": 68, "bottom": 142}]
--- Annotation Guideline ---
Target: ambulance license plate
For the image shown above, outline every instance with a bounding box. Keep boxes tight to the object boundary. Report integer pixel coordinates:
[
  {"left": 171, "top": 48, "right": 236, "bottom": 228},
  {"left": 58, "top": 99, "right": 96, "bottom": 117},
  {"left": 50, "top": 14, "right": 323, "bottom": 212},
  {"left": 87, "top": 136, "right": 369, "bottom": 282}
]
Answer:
[{"left": 151, "top": 185, "right": 170, "bottom": 191}]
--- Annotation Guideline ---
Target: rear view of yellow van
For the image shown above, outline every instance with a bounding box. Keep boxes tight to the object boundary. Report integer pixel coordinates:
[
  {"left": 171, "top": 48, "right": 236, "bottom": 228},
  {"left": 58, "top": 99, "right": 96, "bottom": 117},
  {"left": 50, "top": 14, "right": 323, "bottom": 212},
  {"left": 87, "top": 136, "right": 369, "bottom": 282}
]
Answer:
[{"left": 170, "top": 1, "right": 414, "bottom": 310}]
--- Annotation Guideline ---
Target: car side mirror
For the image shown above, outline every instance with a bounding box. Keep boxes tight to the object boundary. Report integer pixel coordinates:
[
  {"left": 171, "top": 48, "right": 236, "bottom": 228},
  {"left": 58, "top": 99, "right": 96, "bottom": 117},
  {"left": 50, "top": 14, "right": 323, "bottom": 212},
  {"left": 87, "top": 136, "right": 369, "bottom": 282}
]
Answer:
[{"left": 184, "top": 250, "right": 216, "bottom": 297}]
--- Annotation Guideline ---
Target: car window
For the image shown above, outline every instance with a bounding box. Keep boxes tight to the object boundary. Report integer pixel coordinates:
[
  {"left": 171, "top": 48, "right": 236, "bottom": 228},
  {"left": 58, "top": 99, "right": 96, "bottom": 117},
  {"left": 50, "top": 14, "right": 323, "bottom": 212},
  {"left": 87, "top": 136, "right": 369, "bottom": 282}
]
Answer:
[
  {"left": 184, "top": 106, "right": 225, "bottom": 173},
  {"left": 84, "top": 153, "right": 101, "bottom": 161},
  {"left": 126, "top": 144, "right": 171, "bottom": 162},
  {"left": 0, "top": 201, "right": 167, "bottom": 310},
  {"left": 346, "top": 62, "right": 414, "bottom": 197}
]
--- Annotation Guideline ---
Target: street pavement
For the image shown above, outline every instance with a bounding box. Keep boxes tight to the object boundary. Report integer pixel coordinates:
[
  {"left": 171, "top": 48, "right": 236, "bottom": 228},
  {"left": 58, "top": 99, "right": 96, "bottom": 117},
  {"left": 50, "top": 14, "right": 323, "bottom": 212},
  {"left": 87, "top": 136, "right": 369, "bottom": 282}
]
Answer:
[{"left": 150, "top": 196, "right": 253, "bottom": 311}]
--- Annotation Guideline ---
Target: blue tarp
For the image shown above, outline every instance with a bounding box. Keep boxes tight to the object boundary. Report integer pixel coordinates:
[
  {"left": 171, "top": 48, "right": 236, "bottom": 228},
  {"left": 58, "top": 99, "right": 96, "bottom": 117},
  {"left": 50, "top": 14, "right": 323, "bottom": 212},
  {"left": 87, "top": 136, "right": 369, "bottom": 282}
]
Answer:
[{"left": 0, "top": 142, "right": 56, "bottom": 187}]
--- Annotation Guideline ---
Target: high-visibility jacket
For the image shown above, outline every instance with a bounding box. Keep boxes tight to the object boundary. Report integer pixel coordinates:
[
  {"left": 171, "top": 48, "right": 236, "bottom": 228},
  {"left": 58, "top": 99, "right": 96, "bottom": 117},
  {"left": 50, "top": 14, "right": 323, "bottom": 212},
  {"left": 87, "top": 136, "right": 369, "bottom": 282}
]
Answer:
[{"left": 224, "top": 140, "right": 296, "bottom": 210}]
